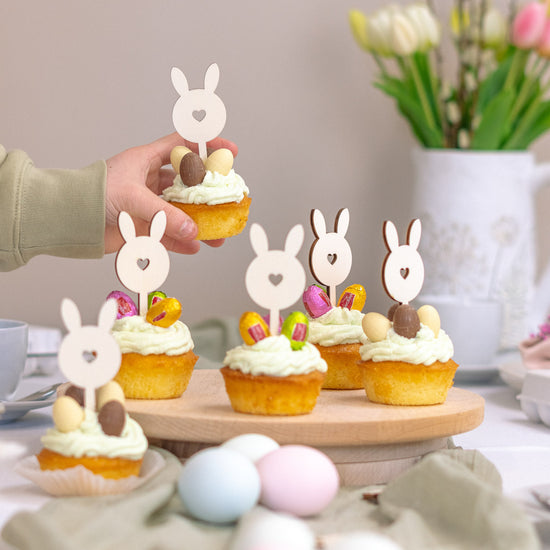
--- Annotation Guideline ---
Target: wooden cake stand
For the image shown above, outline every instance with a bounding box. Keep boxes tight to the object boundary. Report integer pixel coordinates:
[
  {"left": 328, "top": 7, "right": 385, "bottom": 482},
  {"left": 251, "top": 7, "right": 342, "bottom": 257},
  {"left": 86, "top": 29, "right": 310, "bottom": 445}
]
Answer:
[{"left": 126, "top": 369, "right": 484, "bottom": 486}]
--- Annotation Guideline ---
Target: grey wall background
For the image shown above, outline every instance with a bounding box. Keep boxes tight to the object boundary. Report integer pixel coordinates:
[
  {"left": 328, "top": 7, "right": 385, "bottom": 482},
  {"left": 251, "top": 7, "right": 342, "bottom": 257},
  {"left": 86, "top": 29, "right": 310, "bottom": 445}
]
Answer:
[{"left": 1, "top": 0, "right": 550, "bottom": 329}]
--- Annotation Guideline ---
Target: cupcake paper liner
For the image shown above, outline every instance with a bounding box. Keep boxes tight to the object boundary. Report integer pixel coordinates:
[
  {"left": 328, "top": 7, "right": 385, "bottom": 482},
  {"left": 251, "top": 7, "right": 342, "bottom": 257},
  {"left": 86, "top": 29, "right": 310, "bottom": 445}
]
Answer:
[{"left": 14, "top": 449, "right": 164, "bottom": 497}]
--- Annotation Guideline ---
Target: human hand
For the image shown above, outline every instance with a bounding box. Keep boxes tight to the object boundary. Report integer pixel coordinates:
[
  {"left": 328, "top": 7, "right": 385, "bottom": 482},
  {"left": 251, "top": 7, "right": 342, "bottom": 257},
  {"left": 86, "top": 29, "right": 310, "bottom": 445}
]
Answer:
[{"left": 104, "top": 133, "right": 238, "bottom": 254}]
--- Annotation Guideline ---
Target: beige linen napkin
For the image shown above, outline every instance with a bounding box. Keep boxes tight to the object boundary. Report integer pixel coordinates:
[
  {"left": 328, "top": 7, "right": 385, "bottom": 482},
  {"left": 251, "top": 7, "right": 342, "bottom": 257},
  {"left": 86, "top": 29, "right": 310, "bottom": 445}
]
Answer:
[{"left": 2, "top": 448, "right": 540, "bottom": 550}]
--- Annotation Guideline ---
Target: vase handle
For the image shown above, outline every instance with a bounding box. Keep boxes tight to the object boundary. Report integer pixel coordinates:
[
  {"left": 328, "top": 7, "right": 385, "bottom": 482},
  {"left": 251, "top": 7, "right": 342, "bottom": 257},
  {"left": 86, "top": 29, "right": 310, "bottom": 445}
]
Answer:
[{"left": 533, "top": 162, "right": 550, "bottom": 192}]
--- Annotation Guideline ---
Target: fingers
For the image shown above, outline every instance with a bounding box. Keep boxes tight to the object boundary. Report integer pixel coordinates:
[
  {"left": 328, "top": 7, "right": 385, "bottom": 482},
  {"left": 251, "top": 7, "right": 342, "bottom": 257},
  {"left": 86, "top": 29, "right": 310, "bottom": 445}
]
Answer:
[{"left": 203, "top": 238, "right": 225, "bottom": 248}]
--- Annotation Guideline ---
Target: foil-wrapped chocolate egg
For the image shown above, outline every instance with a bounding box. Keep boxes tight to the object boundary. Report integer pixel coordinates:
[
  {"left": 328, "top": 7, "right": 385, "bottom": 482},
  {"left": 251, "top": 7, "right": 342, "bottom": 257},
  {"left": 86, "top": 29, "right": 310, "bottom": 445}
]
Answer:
[
  {"left": 146, "top": 298, "right": 182, "bottom": 328},
  {"left": 204, "top": 148, "right": 234, "bottom": 176},
  {"left": 98, "top": 400, "right": 126, "bottom": 437},
  {"left": 106, "top": 290, "right": 137, "bottom": 319},
  {"left": 337, "top": 284, "right": 366, "bottom": 311},
  {"left": 302, "top": 285, "right": 332, "bottom": 319},
  {"left": 362, "top": 312, "right": 391, "bottom": 342},
  {"left": 148, "top": 290, "right": 167, "bottom": 309},
  {"left": 281, "top": 312, "right": 309, "bottom": 350},
  {"left": 239, "top": 312, "right": 270, "bottom": 345},
  {"left": 393, "top": 304, "right": 421, "bottom": 339},
  {"left": 417, "top": 305, "right": 441, "bottom": 337},
  {"left": 53, "top": 395, "right": 85, "bottom": 433},
  {"left": 97, "top": 381, "right": 125, "bottom": 410},
  {"left": 180, "top": 151, "right": 206, "bottom": 187}
]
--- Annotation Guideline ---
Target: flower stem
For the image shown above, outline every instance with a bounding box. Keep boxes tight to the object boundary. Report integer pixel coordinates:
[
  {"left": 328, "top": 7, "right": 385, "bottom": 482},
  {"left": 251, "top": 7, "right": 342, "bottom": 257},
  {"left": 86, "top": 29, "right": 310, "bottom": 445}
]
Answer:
[{"left": 406, "top": 55, "right": 437, "bottom": 130}]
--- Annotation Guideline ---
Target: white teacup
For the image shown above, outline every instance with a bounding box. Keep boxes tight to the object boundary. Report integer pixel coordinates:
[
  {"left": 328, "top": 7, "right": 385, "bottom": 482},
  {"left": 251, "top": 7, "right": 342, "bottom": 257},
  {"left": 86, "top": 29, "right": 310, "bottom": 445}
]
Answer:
[
  {"left": 0, "top": 320, "right": 29, "bottom": 400},
  {"left": 414, "top": 295, "right": 502, "bottom": 367}
]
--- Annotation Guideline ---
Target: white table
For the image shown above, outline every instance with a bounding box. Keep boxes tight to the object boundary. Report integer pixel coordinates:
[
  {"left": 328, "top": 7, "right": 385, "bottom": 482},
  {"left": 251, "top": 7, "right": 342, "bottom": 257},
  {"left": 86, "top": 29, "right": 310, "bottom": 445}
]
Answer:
[{"left": 1, "top": 370, "right": 550, "bottom": 548}]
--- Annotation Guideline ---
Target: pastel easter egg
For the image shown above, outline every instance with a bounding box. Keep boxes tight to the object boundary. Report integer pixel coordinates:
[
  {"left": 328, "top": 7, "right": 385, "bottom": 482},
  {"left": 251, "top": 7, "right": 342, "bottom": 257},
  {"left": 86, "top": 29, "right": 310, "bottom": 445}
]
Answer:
[
  {"left": 256, "top": 445, "right": 340, "bottom": 517},
  {"left": 393, "top": 304, "right": 421, "bottom": 339},
  {"left": 302, "top": 285, "right": 332, "bottom": 319},
  {"left": 98, "top": 400, "right": 126, "bottom": 437},
  {"left": 240, "top": 312, "right": 270, "bottom": 345},
  {"left": 97, "top": 381, "right": 125, "bottom": 410},
  {"left": 146, "top": 298, "right": 182, "bottom": 328},
  {"left": 362, "top": 312, "right": 391, "bottom": 342},
  {"left": 178, "top": 447, "right": 261, "bottom": 524},
  {"left": 221, "top": 433, "right": 280, "bottom": 463},
  {"left": 106, "top": 291, "right": 137, "bottom": 319},
  {"left": 281, "top": 312, "right": 309, "bottom": 350},
  {"left": 417, "top": 304, "right": 441, "bottom": 337},
  {"left": 337, "top": 284, "right": 366, "bottom": 311},
  {"left": 148, "top": 290, "right": 167, "bottom": 309},
  {"left": 52, "top": 395, "right": 85, "bottom": 433},
  {"left": 204, "top": 148, "right": 234, "bottom": 176},
  {"left": 170, "top": 145, "right": 192, "bottom": 172}
]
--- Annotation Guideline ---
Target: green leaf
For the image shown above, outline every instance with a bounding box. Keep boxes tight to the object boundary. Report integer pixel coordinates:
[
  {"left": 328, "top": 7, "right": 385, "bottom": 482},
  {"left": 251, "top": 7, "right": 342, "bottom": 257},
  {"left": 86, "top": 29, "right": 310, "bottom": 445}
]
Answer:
[
  {"left": 476, "top": 52, "right": 515, "bottom": 115},
  {"left": 471, "top": 89, "right": 515, "bottom": 150},
  {"left": 504, "top": 100, "right": 550, "bottom": 149}
]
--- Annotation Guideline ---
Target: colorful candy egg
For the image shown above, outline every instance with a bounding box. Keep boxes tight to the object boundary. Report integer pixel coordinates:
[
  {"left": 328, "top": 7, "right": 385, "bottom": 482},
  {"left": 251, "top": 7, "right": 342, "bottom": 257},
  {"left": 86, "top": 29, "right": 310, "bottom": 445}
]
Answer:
[
  {"left": 148, "top": 290, "right": 167, "bottom": 309},
  {"left": 302, "top": 285, "right": 332, "bottom": 319},
  {"left": 417, "top": 304, "right": 441, "bottom": 337},
  {"left": 240, "top": 312, "right": 270, "bottom": 345},
  {"left": 53, "top": 395, "right": 85, "bottom": 433},
  {"left": 281, "top": 312, "right": 309, "bottom": 350},
  {"left": 146, "top": 298, "right": 182, "bottom": 328},
  {"left": 106, "top": 291, "right": 137, "bottom": 319},
  {"left": 362, "top": 312, "right": 391, "bottom": 342},
  {"left": 337, "top": 283, "right": 367, "bottom": 311}
]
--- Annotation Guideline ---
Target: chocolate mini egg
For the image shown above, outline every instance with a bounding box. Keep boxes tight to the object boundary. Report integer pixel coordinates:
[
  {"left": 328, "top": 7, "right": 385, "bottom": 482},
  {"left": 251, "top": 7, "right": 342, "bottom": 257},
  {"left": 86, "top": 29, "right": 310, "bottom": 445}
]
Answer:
[
  {"left": 302, "top": 285, "right": 332, "bottom": 319},
  {"left": 64, "top": 384, "right": 85, "bottom": 407},
  {"left": 97, "top": 380, "right": 125, "bottom": 410},
  {"left": 362, "top": 312, "right": 391, "bottom": 342},
  {"left": 106, "top": 290, "right": 137, "bottom": 319},
  {"left": 52, "top": 395, "right": 85, "bottom": 433},
  {"left": 180, "top": 151, "right": 206, "bottom": 187},
  {"left": 393, "top": 304, "right": 421, "bottom": 339},
  {"left": 417, "top": 304, "right": 441, "bottom": 337},
  {"left": 240, "top": 312, "right": 270, "bottom": 345},
  {"left": 98, "top": 400, "right": 126, "bottom": 437},
  {"left": 170, "top": 145, "right": 192, "bottom": 172},
  {"left": 146, "top": 298, "right": 182, "bottom": 328},
  {"left": 281, "top": 312, "right": 309, "bottom": 350},
  {"left": 204, "top": 148, "right": 234, "bottom": 176},
  {"left": 337, "top": 284, "right": 366, "bottom": 311},
  {"left": 148, "top": 290, "right": 167, "bottom": 309},
  {"left": 387, "top": 302, "right": 400, "bottom": 321}
]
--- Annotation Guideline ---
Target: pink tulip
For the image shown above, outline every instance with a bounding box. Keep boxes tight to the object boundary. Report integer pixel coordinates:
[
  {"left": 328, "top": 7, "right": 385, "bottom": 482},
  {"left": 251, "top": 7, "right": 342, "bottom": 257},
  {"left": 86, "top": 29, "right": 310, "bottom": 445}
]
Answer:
[
  {"left": 512, "top": 2, "right": 547, "bottom": 49},
  {"left": 537, "top": 18, "right": 550, "bottom": 56}
]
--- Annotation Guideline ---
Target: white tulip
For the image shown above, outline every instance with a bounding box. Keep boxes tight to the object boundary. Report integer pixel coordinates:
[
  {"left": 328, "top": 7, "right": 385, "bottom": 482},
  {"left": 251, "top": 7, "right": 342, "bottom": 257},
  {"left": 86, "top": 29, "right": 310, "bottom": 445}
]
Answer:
[
  {"left": 367, "top": 6, "right": 400, "bottom": 57},
  {"left": 482, "top": 7, "right": 507, "bottom": 49},
  {"left": 391, "top": 12, "right": 419, "bottom": 56},
  {"left": 404, "top": 3, "right": 441, "bottom": 51}
]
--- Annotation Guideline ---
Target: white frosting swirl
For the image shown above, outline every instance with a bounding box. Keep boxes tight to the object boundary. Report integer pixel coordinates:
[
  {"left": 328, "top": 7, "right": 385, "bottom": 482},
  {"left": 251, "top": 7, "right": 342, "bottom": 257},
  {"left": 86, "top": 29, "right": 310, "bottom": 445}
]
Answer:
[
  {"left": 308, "top": 307, "right": 367, "bottom": 346},
  {"left": 224, "top": 335, "right": 327, "bottom": 377},
  {"left": 112, "top": 315, "right": 193, "bottom": 356},
  {"left": 41, "top": 409, "right": 147, "bottom": 460},
  {"left": 359, "top": 324, "right": 454, "bottom": 365},
  {"left": 162, "top": 169, "right": 249, "bottom": 205}
]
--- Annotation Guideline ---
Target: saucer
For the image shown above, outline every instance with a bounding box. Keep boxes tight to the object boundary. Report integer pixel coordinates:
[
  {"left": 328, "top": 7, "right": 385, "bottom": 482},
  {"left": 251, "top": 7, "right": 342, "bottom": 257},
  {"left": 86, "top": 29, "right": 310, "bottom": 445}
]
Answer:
[{"left": 0, "top": 398, "right": 55, "bottom": 424}]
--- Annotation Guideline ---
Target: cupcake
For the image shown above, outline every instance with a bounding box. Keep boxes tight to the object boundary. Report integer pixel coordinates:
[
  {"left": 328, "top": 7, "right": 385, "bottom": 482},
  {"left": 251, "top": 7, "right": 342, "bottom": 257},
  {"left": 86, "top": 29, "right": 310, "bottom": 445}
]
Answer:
[
  {"left": 109, "top": 291, "right": 198, "bottom": 399},
  {"left": 358, "top": 304, "right": 458, "bottom": 405},
  {"left": 36, "top": 382, "right": 147, "bottom": 479},
  {"left": 220, "top": 312, "right": 327, "bottom": 415},
  {"left": 303, "top": 284, "right": 367, "bottom": 389}
]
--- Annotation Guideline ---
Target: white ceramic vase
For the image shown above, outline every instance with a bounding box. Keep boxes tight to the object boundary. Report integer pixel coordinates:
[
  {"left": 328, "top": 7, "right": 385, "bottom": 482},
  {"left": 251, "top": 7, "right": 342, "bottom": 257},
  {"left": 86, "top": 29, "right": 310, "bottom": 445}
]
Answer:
[{"left": 411, "top": 148, "right": 550, "bottom": 349}]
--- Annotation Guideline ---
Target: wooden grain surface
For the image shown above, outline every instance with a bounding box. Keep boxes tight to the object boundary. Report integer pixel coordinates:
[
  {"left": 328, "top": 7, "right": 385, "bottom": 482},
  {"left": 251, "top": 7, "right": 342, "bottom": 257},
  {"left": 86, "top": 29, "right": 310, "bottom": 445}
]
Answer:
[{"left": 126, "top": 369, "right": 484, "bottom": 447}]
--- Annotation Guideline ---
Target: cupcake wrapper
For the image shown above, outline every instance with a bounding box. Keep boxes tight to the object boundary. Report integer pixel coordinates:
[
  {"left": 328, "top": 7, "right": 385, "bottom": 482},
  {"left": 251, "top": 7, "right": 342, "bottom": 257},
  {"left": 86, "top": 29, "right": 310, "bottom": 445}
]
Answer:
[{"left": 14, "top": 449, "right": 164, "bottom": 497}]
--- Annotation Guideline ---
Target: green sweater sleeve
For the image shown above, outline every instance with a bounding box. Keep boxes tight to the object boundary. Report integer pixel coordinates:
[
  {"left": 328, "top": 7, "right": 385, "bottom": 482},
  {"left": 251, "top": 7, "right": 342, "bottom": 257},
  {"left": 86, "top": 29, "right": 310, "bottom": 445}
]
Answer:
[{"left": 0, "top": 145, "right": 106, "bottom": 271}]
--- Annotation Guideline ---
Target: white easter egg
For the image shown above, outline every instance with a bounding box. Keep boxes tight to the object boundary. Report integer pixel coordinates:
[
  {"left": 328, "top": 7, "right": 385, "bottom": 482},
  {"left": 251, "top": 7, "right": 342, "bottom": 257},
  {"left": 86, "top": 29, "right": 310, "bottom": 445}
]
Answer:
[
  {"left": 178, "top": 447, "right": 261, "bottom": 524},
  {"left": 221, "top": 433, "right": 280, "bottom": 463},
  {"left": 52, "top": 396, "right": 84, "bottom": 433},
  {"left": 362, "top": 312, "right": 391, "bottom": 342},
  {"left": 417, "top": 305, "right": 441, "bottom": 337},
  {"left": 97, "top": 381, "right": 125, "bottom": 410}
]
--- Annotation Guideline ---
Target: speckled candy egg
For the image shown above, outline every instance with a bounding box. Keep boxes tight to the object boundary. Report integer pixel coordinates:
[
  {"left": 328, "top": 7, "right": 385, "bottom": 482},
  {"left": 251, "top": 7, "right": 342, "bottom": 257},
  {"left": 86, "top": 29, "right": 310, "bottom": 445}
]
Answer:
[
  {"left": 178, "top": 447, "right": 261, "bottom": 524},
  {"left": 221, "top": 433, "right": 280, "bottom": 463},
  {"left": 256, "top": 445, "right": 340, "bottom": 517}
]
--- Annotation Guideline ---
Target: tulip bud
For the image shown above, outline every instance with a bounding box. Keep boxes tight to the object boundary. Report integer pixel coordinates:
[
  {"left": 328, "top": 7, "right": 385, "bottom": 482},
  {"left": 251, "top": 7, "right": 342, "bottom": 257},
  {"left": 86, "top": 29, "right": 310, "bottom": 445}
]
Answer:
[
  {"left": 349, "top": 10, "right": 370, "bottom": 51},
  {"left": 404, "top": 3, "right": 441, "bottom": 51},
  {"left": 366, "top": 7, "right": 397, "bottom": 57},
  {"left": 512, "top": 1, "right": 547, "bottom": 49},
  {"left": 537, "top": 18, "right": 550, "bottom": 57},
  {"left": 391, "top": 12, "right": 419, "bottom": 56},
  {"left": 482, "top": 7, "right": 507, "bottom": 49},
  {"left": 450, "top": 6, "right": 471, "bottom": 37}
]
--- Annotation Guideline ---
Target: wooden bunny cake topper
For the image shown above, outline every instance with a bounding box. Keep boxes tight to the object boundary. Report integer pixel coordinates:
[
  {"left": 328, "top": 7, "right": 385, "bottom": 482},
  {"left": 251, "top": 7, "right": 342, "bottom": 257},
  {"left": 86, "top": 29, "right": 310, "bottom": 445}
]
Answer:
[
  {"left": 382, "top": 219, "right": 425, "bottom": 305},
  {"left": 309, "top": 208, "right": 352, "bottom": 306},
  {"left": 245, "top": 223, "right": 306, "bottom": 336},
  {"left": 115, "top": 211, "right": 170, "bottom": 317},
  {"left": 58, "top": 298, "right": 121, "bottom": 412},
  {"left": 171, "top": 63, "right": 227, "bottom": 161}
]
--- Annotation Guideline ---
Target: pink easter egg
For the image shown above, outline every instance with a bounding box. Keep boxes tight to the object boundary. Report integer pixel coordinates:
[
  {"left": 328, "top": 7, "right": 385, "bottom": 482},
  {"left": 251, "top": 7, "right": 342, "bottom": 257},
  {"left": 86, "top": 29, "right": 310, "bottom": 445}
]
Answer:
[
  {"left": 256, "top": 445, "right": 340, "bottom": 517},
  {"left": 302, "top": 285, "right": 332, "bottom": 319}
]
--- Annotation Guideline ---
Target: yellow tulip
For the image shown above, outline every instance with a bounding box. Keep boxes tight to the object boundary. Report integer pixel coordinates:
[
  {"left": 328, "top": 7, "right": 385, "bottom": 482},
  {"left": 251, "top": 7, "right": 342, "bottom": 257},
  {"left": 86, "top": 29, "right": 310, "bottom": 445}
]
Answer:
[
  {"left": 349, "top": 10, "right": 370, "bottom": 51},
  {"left": 450, "top": 5, "right": 471, "bottom": 36}
]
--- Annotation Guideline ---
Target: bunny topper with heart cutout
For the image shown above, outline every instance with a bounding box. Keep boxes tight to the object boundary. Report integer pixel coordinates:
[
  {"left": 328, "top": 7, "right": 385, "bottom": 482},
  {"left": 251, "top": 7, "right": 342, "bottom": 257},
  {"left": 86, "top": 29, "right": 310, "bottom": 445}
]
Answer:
[
  {"left": 308, "top": 208, "right": 353, "bottom": 306},
  {"left": 171, "top": 63, "right": 227, "bottom": 161},
  {"left": 245, "top": 223, "right": 306, "bottom": 336},
  {"left": 58, "top": 298, "right": 121, "bottom": 411},
  {"left": 115, "top": 211, "right": 170, "bottom": 316},
  {"left": 382, "top": 219, "right": 425, "bottom": 305}
]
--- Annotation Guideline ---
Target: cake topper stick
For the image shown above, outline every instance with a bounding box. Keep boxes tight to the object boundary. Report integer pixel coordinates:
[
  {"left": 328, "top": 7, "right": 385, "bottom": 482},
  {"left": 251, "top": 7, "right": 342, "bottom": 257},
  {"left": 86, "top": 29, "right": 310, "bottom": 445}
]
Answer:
[
  {"left": 58, "top": 298, "right": 121, "bottom": 411},
  {"left": 171, "top": 63, "right": 227, "bottom": 161},
  {"left": 115, "top": 211, "right": 170, "bottom": 316},
  {"left": 382, "top": 219, "right": 425, "bottom": 304},
  {"left": 245, "top": 223, "right": 306, "bottom": 336},
  {"left": 308, "top": 208, "right": 353, "bottom": 306}
]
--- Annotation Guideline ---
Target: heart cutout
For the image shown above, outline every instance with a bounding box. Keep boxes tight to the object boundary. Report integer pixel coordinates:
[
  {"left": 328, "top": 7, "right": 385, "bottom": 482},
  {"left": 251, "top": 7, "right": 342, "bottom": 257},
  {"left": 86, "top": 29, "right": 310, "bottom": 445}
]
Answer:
[
  {"left": 400, "top": 268, "right": 410, "bottom": 280},
  {"left": 327, "top": 254, "right": 337, "bottom": 265},
  {"left": 269, "top": 273, "right": 283, "bottom": 286},
  {"left": 137, "top": 258, "right": 150, "bottom": 271},
  {"left": 82, "top": 350, "right": 97, "bottom": 363},
  {"left": 193, "top": 110, "right": 206, "bottom": 122}
]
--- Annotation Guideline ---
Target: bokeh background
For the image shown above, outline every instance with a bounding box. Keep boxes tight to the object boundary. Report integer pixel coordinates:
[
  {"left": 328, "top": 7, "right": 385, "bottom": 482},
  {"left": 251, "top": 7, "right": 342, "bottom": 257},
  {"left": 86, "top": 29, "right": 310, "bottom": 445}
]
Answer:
[{"left": 2, "top": 0, "right": 550, "bottom": 329}]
